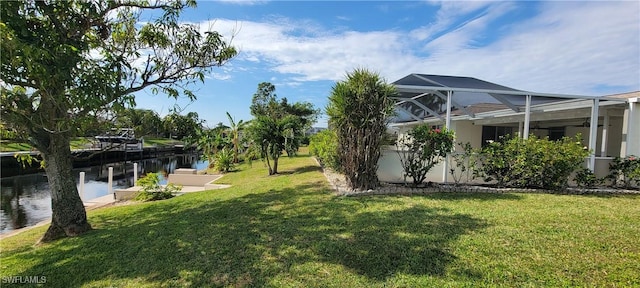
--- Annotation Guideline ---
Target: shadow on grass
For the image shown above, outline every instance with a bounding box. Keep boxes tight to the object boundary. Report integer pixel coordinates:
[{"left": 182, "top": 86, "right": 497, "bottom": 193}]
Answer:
[
  {"left": 10, "top": 184, "right": 489, "bottom": 287},
  {"left": 572, "top": 193, "right": 640, "bottom": 199},
  {"left": 278, "top": 164, "right": 323, "bottom": 175},
  {"left": 422, "top": 192, "right": 524, "bottom": 201}
]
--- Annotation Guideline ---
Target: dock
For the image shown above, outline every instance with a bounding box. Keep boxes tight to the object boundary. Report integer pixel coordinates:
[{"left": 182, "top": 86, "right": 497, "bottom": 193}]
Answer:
[
  {"left": 114, "top": 169, "right": 230, "bottom": 200},
  {"left": 0, "top": 171, "right": 231, "bottom": 239},
  {"left": 1, "top": 145, "right": 195, "bottom": 178}
]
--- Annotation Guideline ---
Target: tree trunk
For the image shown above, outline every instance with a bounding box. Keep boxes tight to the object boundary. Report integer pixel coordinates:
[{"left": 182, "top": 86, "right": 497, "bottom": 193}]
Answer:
[
  {"left": 272, "top": 156, "right": 279, "bottom": 175},
  {"left": 340, "top": 125, "right": 381, "bottom": 190},
  {"left": 233, "top": 138, "right": 239, "bottom": 163},
  {"left": 264, "top": 143, "right": 273, "bottom": 175},
  {"left": 39, "top": 133, "right": 92, "bottom": 243}
]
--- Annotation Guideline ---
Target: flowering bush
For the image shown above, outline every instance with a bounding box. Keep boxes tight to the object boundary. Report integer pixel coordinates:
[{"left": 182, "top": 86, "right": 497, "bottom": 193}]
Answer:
[
  {"left": 607, "top": 155, "right": 640, "bottom": 188},
  {"left": 396, "top": 125, "right": 454, "bottom": 187}
]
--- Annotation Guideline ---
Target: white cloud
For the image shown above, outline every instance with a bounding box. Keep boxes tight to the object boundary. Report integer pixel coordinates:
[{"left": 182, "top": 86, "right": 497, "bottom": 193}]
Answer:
[
  {"left": 198, "top": 18, "right": 416, "bottom": 81},
  {"left": 411, "top": 1, "right": 640, "bottom": 95},
  {"left": 206, "top": 73, "right": 232, "bottom": 81},
  {"left": 410, "top": 0, "right": 498, "bottom": 42},
  {"left": 196, "top": 1, "right": 639, "bottom": 96},
  {"left": 421, "top": 2, "right": 515, "bottom": 53}
]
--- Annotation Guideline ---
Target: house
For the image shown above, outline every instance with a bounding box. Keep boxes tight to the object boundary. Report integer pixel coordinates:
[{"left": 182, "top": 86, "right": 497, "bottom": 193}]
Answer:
[
  {"left": 377, "top": 73, "right": 639, "bottom": 184},
  {"left": 306, "top": 127, "right": 327, "bottom": 136}
]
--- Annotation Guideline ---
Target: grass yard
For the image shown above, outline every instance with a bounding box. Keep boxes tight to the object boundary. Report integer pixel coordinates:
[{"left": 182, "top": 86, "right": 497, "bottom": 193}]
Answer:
[
  {"left": 1, "top": 138, "right": 95, "bottom": 152},
  {"left": 142, "top": 138, "right": 183, "bottom": 148},
  {"left": 1, "top": 154, "right": 639, "bottom": 287},
  {"left": 0, "top": 141, "right": 34, "bottom": 152}
]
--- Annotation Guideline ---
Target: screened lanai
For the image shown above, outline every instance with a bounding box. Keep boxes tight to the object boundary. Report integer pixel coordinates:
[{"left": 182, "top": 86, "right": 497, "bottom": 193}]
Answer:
[{"left": 388, "top": 74, "right": 633, "bottom": 175}]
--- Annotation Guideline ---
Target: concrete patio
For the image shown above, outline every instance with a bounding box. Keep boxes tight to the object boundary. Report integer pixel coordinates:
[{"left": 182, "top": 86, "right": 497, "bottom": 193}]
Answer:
[{"left": 114, "top": 168, "right": 231, "bottom": 200}]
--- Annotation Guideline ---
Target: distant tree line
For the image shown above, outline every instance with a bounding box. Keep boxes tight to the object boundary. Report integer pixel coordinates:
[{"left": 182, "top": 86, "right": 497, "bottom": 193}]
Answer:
[{"left": 0, "top": 109, "right": 204, "bottom": 142}]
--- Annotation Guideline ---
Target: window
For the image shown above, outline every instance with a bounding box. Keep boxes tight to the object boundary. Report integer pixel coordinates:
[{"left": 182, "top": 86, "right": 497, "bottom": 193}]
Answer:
[
  {"left": 481, "top": 126, "right": 514, "bottom": 146},
  {"left": 548, "top": 127, "right": 565, "bottom": 141}
]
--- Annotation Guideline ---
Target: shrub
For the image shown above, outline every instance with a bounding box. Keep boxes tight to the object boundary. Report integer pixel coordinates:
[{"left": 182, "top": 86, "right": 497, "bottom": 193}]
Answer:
[
  {"left": 242, "top": 144, "right": 262, "bottom": 167},
  {"left": 214, "top": 148, "right": 235, "bottom": 173},
  {"left": 450, "top": 142, "right": 477, "bottom": 185},
  {"left": 607, "top": 155, "right": 640, "bottom": 188},
  {"left": 135, "top": 172, "right": 181, "bottom": 201},
  {"left": 396, "top": 125, "right": 454, "bottom": 187},
  {"left": 475, "top": 135, "right": 588, "bottom": 190},
  {"left": 575, "top": 168, "right": 600, "bottom": 188},
  {"left": 474, "top": 139, "right": 512, "bottom": 187},
  {"left": 309, "top": 129, "right": 341, "bottom": 172},
  {"left": 300, "top": 135, "right": 310, "bottom": 146}
]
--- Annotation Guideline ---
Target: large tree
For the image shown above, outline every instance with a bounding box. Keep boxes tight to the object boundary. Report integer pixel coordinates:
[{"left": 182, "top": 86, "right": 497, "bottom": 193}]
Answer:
[
  {"left": 162, "top": 111, "right": 203, "bottom": 140},
  {"left": 247, "top": 82, "right": 317, "bottom": 175},
  {"left": 116, "top": 108, "right": 163, "bottom": 137},
  {"left": 0, "top": 0, "right": 236, "bottom": 242},
  {"left": 326, "top": 69, "right": 396, "bottom": 190},
  {"left": 283, "top": 101, "right": 318, "bottom": 156}
]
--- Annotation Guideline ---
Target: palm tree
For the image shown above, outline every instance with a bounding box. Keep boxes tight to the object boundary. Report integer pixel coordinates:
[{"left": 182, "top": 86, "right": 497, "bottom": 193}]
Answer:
[
  {"left": 225, "top": 112, "right": 245, "bottom": 163},
  {"left": 326, "top": 69, "right": 396, "bottom": 190}
]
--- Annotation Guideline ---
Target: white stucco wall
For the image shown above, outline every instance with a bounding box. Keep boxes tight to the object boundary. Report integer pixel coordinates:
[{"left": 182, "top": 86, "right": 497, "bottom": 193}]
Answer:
[
  {"left": 379, "top": 119, "right": 483, "bottom": 184},
  {"left": 380, "top": 105, "right": 634, "bottom": 185},
  {"left": 452, "top": 120, "right": 483, "bottom": 149},
  {"left": 377, "top": 147, "right": 447, "bottom": 183}
]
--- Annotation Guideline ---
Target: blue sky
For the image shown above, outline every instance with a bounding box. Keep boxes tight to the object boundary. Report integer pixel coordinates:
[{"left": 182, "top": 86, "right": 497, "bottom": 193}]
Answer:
[{"left": 133, "top": 0, "right": 640, "bottom": 128}]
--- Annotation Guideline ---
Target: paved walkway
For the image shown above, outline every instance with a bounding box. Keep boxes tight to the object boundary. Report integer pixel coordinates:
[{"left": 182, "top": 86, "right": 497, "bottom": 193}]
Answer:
[
  {"left": 83, "top": 194, "right": 118, "bottom": 210},
  {"left": 114, "top": 183, "right": 231, "bottom": 199}
]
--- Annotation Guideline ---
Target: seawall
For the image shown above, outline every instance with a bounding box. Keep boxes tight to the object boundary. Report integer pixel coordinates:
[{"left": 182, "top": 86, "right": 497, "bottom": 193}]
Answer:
[{"left": 0, "top": 146, "right": 195, "bottom": 178}]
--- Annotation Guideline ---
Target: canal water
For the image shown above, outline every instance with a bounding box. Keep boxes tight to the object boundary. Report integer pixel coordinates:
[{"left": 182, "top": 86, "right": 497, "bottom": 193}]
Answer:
[{"left": 0, "top": 154, "right": 207, "bottom": 234}]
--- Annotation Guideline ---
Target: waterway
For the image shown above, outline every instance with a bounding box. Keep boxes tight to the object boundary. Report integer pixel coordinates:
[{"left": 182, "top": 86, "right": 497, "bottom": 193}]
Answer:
[{"left": 0, "top": 154, "right": 207, "bottom": 234}]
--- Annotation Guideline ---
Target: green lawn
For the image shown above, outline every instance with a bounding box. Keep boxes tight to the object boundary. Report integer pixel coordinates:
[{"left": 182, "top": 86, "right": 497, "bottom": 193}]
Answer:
[
  {"left": 0, "top": 141, "right": 33, "bottom": 152},
  {"left": 1, "top": 138, "right": 94, "bottom": 152},
  {"left": 142, "top": 138, "right": 183, "bottom": 147},
  {"left": 1, "top": 155, "right": 639, "bottom": 287}
]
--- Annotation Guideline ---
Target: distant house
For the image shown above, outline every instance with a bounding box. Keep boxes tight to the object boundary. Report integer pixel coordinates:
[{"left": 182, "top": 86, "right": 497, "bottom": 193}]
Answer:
[
  {"left": 95, "top": 128, "right": 143, "bottom": 151},
  {"left": 306, "top": 127, "right": 327, "bottom": 136},
  {"left": 378, "top": 74, "right": 639, "bottom": 183}
]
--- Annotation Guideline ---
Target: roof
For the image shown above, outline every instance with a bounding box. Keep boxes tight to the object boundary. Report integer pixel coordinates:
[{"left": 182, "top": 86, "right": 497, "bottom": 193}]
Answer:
[
  {"left": 454, "top": 103, "right": 509, "bottom": 115},
  {"left": 391, "top": 73, "right": 625, "bottom": 123},
  {"left": 395, "top": 74, "right": 521, "bottom": 93},
  {"left": 606, "top": 91, "right": 640, "bottom": 99}
]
